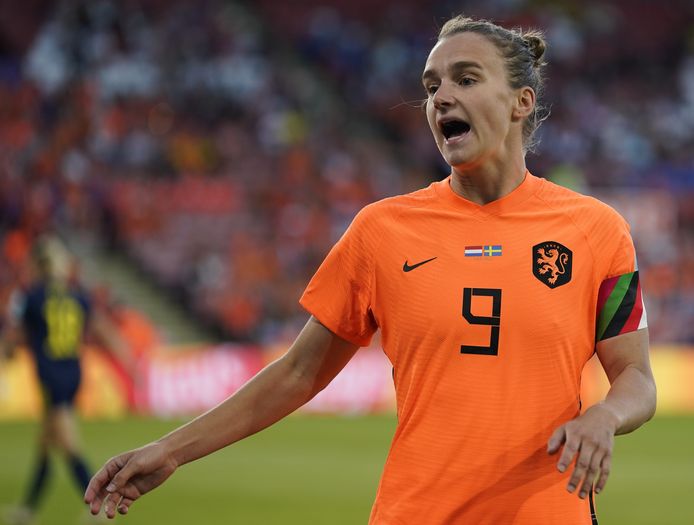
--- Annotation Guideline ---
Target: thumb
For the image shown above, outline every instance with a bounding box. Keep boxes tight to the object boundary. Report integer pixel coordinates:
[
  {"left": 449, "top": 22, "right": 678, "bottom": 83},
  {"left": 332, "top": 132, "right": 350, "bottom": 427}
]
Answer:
[
  {"left": 106, "top": 453, "right": 139, "bottom": 493},
  {"left": 547, "top": 425, "right": 566, "bottom": 455}
]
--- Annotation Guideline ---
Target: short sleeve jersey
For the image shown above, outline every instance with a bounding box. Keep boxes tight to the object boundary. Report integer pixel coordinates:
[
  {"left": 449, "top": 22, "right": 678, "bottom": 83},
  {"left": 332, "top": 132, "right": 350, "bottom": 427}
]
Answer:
[{"left": 300, "top": 173, "right": 646, "bottom": 525}]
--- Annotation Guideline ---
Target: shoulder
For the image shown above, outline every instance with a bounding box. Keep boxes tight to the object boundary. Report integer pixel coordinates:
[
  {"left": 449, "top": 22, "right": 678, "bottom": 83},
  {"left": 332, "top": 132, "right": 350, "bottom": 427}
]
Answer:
[
  {"left": 69, "top": 284, "right": 90, "bottom": 299},
  {"left": 535, "top": 178, "right": 634, "bottom": 273},
  {"left": 69, "top": 286, "right": 92, "bottom": 311},
  {"left": 536, "top": 177, "right": 629, "bottom": 231},
  {"left": 23, "top": 284, "right": 45, "bottom": 305},
  {"left": 337, "top": 185, "right": 437, "bottom": 255},
  {"left": 353, "top": 183, "right": 438, "bottom": 227},
  {"left": 16, "top": 284, "right": 45, "bottom": 320}
]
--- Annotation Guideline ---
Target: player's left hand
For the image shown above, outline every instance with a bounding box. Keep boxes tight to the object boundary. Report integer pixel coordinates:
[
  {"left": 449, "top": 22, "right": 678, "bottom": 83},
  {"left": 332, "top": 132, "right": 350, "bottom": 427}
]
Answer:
[{"left": 547, "top": 404, "right": 619, "bottom": 499}]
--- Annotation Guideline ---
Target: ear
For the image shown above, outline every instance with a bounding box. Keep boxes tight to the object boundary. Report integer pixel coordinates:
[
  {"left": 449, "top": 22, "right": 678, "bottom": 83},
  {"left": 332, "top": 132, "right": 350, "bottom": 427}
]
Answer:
[{"left": 512, "top": 87, "right": 535, "bottom": 120}]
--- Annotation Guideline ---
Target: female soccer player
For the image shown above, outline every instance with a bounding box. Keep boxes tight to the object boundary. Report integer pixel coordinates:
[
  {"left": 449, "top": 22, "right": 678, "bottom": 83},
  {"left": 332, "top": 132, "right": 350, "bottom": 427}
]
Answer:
[
  {"left": 84, "top": 16, "right": 656, "bottom": 524},
  {"left": 1, "top": 237, "right": 131, "bottom": 525}
]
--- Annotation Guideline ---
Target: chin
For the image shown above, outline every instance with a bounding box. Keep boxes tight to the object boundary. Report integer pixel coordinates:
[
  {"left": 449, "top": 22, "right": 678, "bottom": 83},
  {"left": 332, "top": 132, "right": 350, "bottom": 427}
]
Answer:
[
  {"left": 443, "top": 152, "right": 478, "bottom": 171},
  {"left": 438, "top": 139, "right": 479, "bottom": 167}
]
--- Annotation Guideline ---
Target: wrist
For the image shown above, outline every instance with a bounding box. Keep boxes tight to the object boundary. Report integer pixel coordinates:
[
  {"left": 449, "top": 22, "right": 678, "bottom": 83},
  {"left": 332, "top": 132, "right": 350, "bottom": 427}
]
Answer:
[
  {"left": 156, "top": 432, "right": 191, "bottom": 468},
  {"left": 590, "top": 402, "right": 621, "bottom": 433}
]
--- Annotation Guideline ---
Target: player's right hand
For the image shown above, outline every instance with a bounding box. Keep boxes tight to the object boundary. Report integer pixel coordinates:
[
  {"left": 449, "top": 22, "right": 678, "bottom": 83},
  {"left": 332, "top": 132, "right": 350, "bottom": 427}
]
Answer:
[{"left": 84, "top": 442, "right": 179, "bottom": 519}]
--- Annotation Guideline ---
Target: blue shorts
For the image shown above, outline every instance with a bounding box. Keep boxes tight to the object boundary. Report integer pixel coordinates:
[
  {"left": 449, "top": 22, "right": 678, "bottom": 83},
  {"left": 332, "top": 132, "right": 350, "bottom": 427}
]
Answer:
[{"left": 37, "top": 361, "right": 82, "bottom": 407}]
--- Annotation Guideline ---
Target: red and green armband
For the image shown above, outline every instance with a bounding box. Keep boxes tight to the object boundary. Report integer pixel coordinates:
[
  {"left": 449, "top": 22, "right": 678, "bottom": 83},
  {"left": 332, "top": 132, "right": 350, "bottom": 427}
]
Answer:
[{"left": 596, "top": 270, "right": 647, "bottom": 342}]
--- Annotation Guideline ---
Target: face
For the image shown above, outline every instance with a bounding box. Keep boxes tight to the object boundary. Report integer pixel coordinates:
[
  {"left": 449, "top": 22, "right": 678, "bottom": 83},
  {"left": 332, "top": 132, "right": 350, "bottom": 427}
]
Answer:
[{"left": 422, "top": 32, "right": 525, "bottom": 170}]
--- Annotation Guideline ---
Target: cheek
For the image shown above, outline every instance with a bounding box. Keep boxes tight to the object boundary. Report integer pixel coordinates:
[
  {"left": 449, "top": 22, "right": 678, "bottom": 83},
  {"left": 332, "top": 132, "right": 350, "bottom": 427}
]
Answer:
[
  {"left": 475, "top": 98, "right": 510, "bottom": 136},
  {"left": 491, "top": 91, "right": 514, "bottom": 124},
  {"left": 425, "top": 104, "right": 439, "bottom": 136}
]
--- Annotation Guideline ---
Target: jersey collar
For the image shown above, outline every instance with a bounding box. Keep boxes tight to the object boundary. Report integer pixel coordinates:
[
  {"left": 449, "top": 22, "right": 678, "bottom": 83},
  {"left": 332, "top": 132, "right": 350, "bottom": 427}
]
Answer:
[{"left": 433, "top": 170, "right": 542, "bottom": 217}]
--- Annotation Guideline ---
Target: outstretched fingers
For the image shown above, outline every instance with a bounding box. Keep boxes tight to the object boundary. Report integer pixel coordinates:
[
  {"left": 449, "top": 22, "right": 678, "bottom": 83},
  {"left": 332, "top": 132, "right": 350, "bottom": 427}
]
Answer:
[
  {"left": 548, "top": 424, "right": 581, "bottom": 475},
  {"left": 84, "top": 456, "right": 124, "bottom": 514},
  {"left": 594, "top": 454, "right": 612, "bottom": 494},
  {"left": 547, "top": 425, "right": 566, "bottom": 456},
  {"left": 85, "top": 452, "right": 139, "bottom": 516},
  {"left": 101, "top": 483, "right": 142, "bottom": 518},
  {"left": 577, "top": 448, "right": 603, "bottom": 499},
  {"left": 566, "top": 441, "right": 596, "bottom": 497},
  {"left": 117, "top": 497, "right": 135, "bottom": 515},
  {"left": 547, "top": 412, "right": 615, "bottom": 499}
]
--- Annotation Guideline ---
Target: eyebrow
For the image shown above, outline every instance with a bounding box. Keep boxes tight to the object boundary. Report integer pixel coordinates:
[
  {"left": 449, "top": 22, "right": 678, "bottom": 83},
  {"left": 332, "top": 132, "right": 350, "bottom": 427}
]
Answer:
[{"left": 421, "top": 60, "right": 484, "bottom": 83}]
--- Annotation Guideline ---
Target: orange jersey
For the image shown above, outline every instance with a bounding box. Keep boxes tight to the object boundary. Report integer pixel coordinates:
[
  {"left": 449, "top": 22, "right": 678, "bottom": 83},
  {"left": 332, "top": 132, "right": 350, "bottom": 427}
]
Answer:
[{"left": 300, "top": 172, "right": 646, "bottom": 525}]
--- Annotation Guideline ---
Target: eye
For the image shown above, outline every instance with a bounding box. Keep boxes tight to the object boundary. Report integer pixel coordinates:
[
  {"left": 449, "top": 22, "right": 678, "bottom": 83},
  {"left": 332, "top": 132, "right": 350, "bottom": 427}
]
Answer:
[
  {"left": 458, "top": 76, "right": 476, "bottom": 87},
  {"left": 425, "top": 84, "right": 439, "bottom": 96}
]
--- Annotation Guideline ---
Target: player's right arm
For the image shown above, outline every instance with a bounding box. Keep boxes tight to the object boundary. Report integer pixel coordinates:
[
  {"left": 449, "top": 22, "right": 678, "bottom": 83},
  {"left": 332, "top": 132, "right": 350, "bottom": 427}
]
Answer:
[
  {"left": 0, "top": 290, "right": 26, "bottom": 361},
  {"left": 0, "top": 327, "right": 19, "bottom": 361},
  {"left": 84, "top": 315, "right": 359, "bottom": 519}
]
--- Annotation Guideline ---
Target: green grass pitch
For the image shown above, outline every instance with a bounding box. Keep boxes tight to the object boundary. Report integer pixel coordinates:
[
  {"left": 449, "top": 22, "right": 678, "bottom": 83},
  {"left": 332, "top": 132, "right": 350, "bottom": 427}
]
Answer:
[{"left": 0, "top": 414, "right": 692, "bottom": 524}]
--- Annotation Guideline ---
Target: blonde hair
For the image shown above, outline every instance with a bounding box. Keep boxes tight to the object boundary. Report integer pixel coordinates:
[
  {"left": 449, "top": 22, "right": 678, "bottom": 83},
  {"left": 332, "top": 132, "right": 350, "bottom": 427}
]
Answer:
[{"left": 32, "top": 236, "right": 72, "bottom": 281}]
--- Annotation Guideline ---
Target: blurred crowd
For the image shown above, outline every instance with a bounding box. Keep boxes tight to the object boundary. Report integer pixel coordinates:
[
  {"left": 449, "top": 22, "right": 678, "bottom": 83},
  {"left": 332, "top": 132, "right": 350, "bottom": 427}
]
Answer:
[{"left": 1, "top": 0, "right": 692, "bottom": 344}]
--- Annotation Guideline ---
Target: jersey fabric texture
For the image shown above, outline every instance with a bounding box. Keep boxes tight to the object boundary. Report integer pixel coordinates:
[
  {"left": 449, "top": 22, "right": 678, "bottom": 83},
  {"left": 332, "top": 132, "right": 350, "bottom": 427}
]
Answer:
[
  {"left": 21, "top": 282, "right": 91, "bottom": 406},
  {"left": 300, "top": 172, "right": 646, "bottom": 525}
]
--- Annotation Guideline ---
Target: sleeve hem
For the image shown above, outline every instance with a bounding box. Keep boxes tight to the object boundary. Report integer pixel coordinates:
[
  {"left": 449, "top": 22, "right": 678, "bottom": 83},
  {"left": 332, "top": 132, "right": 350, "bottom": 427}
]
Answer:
[{"left": 299, "top": 298, "right": 373, "bottom": 347}]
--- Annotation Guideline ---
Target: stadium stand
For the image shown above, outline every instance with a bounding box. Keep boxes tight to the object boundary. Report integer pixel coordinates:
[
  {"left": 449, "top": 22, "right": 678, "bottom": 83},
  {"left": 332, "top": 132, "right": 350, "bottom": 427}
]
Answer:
[{"left": 0, "top": 0, "right": 692, "bottom": 344}]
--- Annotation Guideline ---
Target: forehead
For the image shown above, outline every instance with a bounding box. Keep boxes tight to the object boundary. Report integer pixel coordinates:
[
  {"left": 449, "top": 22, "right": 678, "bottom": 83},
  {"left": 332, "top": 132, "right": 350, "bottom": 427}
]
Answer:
[{"left": 423, "top": 32, "right": 505, "bottom": 78}]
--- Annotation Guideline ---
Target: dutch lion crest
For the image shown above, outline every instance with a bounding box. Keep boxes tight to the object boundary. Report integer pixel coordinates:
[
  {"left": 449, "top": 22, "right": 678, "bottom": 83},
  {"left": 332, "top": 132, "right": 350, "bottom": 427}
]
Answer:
[{"left": 532, "top": 241, "right": 572, "bottom": 288}]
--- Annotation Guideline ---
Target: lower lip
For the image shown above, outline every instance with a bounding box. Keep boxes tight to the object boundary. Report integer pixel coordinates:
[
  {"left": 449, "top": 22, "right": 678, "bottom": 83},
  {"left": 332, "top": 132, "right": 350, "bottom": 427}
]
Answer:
[{"left": 444, "top": 132, "right": 470, "bottom": 145}]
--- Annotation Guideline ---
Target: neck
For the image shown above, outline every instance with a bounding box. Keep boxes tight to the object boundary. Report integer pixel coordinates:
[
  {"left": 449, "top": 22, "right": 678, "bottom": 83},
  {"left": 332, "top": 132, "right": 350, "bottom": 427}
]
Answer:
[{"left": 449, "top": 150, "right": 527, "bottom": 205}]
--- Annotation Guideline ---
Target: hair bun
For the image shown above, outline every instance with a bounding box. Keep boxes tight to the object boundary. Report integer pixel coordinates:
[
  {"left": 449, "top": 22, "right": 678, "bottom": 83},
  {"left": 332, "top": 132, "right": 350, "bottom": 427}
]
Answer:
[{"left": 523, "top": 31, "right": 547, "bottom": 66}]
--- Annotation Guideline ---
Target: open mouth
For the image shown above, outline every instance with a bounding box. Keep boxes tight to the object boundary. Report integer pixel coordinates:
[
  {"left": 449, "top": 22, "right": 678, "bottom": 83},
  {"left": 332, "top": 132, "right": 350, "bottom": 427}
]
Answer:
[{"left": 440, "top": 119, "right": 471, "bottom": 142}]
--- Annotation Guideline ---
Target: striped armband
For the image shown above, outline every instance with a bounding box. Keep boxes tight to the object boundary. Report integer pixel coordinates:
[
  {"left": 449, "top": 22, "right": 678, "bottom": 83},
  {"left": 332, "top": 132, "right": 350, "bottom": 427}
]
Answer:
[{"left": 596, "top": 270, "right": 647, "bottom": 342}]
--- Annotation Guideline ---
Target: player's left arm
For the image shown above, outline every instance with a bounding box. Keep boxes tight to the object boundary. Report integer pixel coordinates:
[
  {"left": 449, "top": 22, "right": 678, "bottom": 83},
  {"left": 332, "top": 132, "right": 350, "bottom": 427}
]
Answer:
[
  {"left": 548, "top": 327, "right": 656, "bottom": 498},
  {"left": 90, "top": 311, "right": 134, "bottom": 376}
]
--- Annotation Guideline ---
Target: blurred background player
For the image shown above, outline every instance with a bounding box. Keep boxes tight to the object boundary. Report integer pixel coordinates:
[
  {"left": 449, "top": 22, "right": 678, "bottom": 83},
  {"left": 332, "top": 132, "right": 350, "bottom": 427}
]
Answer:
[{"left": 1, "top": 236, "right": 131, "bottom": 525}]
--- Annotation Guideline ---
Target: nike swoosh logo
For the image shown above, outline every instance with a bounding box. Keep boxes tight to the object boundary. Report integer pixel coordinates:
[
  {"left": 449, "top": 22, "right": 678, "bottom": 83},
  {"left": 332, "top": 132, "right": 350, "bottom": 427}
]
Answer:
[{"left": 403, "top": 257, "right": 437, "bottom": 272}]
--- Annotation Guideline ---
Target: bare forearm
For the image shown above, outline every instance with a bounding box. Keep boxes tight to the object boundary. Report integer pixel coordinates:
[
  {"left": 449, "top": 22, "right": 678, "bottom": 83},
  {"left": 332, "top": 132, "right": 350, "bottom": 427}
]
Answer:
[
  {"left": 83, "top": 318, "right": 358, "bottom": 517},
  {"left": 598, "top": 364, "right": 656, "bottom": 435},
  {"left": 158, "top": 353, "right": 316, "bottom": 467},
  {"left": 93, "top": 313, "right": 131, "bottom": 366},
  {"left": 0, "top": 326, "right": 22, "bottom": 359}
]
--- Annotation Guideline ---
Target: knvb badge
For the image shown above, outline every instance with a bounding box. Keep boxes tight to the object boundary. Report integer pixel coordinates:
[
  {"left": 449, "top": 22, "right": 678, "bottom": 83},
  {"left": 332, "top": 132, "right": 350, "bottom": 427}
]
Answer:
[
  {"left": 465, "top": 245, "right": 502, "bottom": 257},
  {"left": 533, "top": 241, "right": 572, "bottom": 288}
]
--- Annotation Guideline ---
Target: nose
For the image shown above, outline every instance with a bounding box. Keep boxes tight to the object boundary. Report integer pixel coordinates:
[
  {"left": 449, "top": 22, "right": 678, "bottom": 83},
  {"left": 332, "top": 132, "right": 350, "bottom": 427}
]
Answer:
[{"left": 432, "top": 80, "right": 454, "bottom": 110}]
